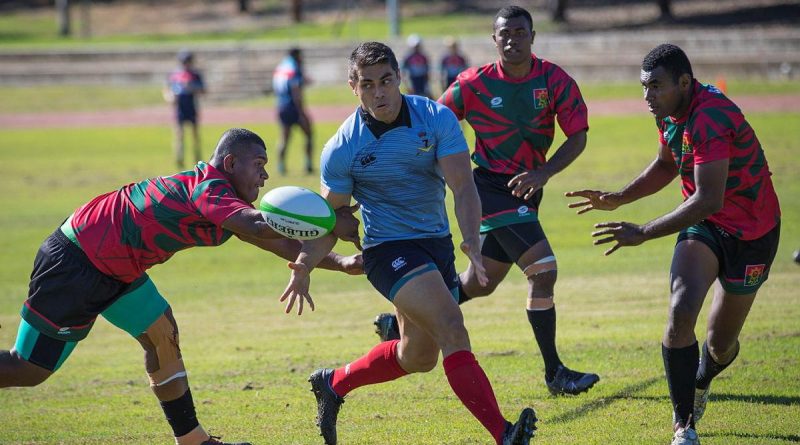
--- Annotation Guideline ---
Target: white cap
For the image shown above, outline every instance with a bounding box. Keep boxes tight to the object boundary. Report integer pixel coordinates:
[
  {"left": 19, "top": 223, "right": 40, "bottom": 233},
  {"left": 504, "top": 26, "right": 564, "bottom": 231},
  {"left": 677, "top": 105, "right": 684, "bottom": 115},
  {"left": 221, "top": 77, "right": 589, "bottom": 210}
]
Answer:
[{"left": 407, "top": 34, "right": 421, "bottom": 47}]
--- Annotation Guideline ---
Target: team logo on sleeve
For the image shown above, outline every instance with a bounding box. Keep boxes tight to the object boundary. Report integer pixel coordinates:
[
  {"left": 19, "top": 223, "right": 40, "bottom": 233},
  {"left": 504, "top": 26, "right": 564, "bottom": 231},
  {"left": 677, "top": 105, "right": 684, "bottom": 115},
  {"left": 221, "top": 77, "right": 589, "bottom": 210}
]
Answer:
[
  {"left": 533, "top": 89, "right": 549, "bottom": 109},
  {"left": 744, "top": 264, "right": 766, "bottom": 286}
]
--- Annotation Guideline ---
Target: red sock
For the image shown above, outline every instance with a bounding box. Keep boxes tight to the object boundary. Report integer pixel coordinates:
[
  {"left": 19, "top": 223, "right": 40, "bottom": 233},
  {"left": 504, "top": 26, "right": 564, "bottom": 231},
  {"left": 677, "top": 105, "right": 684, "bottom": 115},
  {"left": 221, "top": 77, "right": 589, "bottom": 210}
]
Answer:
[
  {"left": 443, "top": 350, "right": 507, "bottom": 444},
  {"left": 331, "top": 340, "right": 408, "bottom": 397}
]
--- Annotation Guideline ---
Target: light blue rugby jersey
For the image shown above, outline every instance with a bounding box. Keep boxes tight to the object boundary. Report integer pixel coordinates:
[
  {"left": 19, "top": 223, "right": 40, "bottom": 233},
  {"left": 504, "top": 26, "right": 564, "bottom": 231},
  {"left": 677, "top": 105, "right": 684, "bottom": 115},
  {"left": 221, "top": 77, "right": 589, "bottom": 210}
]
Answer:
[{"left": 321, "top": 95, "right": 468, "bottom": 248}]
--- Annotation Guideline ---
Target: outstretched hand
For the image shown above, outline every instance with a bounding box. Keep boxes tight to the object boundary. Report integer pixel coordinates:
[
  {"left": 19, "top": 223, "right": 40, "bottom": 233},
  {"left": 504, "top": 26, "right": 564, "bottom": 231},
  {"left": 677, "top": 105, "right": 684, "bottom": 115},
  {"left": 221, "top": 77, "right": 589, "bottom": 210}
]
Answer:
[
  {"left": 279, "top": 262, "right": 316, "bottom": 315},
  {"left": 591, "top": 221, "right": 646, "bottom": 255},
  {"left": 565, "top": 190, "right": 621, "bottom": 214},
  {"left": 460, "top": 241, "right": 488, "bottom": 287},
  {"left": 333, "top": 203, "right": 363, "bottom": 250}
]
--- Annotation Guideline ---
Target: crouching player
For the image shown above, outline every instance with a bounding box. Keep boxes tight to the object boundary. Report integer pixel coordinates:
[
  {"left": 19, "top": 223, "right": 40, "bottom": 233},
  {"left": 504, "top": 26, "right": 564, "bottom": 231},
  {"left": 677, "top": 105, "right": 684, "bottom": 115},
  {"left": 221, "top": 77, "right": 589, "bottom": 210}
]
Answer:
[{"left": 0, "top": 128, "right": 362, "bottom": 445}]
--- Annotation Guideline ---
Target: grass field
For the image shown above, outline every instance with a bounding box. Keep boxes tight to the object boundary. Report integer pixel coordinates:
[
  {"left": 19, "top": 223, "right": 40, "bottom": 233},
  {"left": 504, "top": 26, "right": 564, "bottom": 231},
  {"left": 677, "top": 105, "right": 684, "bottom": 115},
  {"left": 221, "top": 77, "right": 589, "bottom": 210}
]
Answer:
[{"left": 0, "top": 110, "right": 798, "bottom": 444}]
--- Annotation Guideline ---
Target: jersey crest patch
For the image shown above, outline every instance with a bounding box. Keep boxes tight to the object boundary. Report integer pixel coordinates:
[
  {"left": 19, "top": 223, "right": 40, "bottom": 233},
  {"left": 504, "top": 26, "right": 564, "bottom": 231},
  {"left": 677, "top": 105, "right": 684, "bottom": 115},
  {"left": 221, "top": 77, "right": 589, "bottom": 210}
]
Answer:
[
  {"left": 744, "top": 264, "right": 765, "bottom": 286},
  {"left": 534, "top": 89, "right": 549, "bottom": 109},
  {"left": 681, "top": 132, "right": 692, "bottom": 154}
]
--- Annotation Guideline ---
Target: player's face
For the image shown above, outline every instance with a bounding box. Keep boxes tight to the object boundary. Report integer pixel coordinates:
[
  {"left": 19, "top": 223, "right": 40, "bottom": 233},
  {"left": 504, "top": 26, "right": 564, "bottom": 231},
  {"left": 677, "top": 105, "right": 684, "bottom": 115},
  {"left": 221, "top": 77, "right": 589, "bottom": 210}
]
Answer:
[
  {"left": 349, "top": 63, "right": 403, "bottom": 124},
  {"left": 229, "top": 144, "right": 269, "bottom": 203},
  {"left": 492, "top": 16, "right": 535, "bottom": 66},
  {"left": 641, "top": 66, "right": 692, "bottom": 120}
]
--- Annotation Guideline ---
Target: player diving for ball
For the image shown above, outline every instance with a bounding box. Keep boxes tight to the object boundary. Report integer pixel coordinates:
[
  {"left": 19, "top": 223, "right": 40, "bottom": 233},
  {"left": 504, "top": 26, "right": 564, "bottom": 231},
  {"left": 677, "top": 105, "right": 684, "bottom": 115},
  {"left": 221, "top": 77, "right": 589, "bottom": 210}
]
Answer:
[
  {"left": 279, "top": 41, "right": 536, "bottom": 445},
  {"left": 0, "top": 128, "right": 363, "bottom": 445}
]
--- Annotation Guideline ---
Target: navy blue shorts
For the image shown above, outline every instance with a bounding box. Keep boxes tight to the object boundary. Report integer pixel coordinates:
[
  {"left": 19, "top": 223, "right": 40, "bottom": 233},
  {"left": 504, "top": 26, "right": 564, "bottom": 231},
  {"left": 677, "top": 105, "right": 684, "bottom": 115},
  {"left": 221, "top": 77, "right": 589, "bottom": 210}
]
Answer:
[
  {"left": 363, "top": 235, "right": 459, "bottom": 302},
  {"left": 677, "top": 220, "right": 780, "bottom": 294},
  {"left": 175, "top": 96, "right": 197, "bottom": 124},
  {"left": 278, "top": 104, "right": 300, "bottom": 126}
]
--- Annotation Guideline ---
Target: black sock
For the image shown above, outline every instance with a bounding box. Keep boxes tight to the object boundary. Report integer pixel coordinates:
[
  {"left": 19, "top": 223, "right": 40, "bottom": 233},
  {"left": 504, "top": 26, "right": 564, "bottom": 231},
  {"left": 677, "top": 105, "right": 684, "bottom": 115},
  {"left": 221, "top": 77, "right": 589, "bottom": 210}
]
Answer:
[
  {"left": 696, "top": 340, "right": 739, "bottom": 390},
  {"left": 662, "top": 342, "right": 699, "bottom": 428},
  {"left": 160, "top": 388, "right": 200, "bottom": 437},
  {"left": 527, "top": 307, "right": 562, "bottom": 380},
  {"left": 457, "top": 283, "right": 472, "bottom": 305}
]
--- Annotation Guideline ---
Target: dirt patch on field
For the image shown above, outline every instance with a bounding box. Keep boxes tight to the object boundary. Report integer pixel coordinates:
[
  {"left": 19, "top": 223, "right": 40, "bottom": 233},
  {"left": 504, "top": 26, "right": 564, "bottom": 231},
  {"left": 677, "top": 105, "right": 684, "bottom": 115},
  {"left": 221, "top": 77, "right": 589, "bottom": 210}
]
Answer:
[{"left": 1, "top": 94, "right": 796, "bottom": 129}]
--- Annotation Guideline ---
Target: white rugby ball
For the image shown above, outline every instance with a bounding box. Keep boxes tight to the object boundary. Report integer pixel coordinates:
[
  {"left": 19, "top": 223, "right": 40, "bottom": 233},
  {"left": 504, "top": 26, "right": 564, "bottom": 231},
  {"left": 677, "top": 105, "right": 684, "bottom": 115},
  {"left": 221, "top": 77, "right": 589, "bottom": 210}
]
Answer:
[{"left": 259, "top": 186, "right": 335, "bottom": 240}]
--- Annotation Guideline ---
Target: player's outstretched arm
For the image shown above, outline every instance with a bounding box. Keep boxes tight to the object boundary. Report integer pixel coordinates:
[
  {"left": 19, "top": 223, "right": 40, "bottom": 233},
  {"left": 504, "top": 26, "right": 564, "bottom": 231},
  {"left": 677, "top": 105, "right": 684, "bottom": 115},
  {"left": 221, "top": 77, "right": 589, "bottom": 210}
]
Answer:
[
  {"left": 236, "top": 234, "right": 363, "bottom": 275},
  {"left": 589, "top": 157, "right": 727, "bottom": 256},
  {"left": 440, "top": 151, "right": 488, "bottom": 287},
  {"left": 279, "top": 189, "right": 354, "bottom": 314},
  {"left": 566, "top": 141, "right": 678, "bottom": 214}
]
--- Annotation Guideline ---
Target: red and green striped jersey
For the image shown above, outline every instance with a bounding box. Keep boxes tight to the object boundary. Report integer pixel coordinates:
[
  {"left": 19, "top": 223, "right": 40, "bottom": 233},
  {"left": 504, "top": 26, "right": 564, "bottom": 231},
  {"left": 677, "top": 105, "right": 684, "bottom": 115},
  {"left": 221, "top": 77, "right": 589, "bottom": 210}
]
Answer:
[
  {"left": 658, "top": 81, "right": 780, "bottom": 240},
  {"left": 439, "top": 54, "right": 588, "bottom": 174},
  {"left": 69, "top": 162, "right": 252, "bottom": 283}
]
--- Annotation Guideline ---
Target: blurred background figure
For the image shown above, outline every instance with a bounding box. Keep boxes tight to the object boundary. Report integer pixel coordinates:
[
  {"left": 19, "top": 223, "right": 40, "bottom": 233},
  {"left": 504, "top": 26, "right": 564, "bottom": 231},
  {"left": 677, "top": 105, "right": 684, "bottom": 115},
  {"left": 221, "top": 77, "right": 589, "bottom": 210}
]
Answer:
[
  {"left": 401, "top": 34, "right": 432, "bottom": 98},
  {"left": 440, "top": 36, "right": 469, "bottom": 95},
  {"left": 163, "top": 50, "right": 205, "bottom": 169},
  {"left": 272, "top": 47, "right": 313, "bottom": 175}
]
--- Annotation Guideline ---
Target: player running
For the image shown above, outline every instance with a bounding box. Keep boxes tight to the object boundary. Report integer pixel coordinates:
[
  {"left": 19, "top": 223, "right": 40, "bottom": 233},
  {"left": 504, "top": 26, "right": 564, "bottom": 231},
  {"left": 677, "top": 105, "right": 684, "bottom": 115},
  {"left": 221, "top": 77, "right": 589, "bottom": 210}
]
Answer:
[
  {"left": 566, "top": 43, "right": 781, "bottom": 445},
  {"left": 373, "top": 5, "right": 599, "bottom": 397},
  {"left": 0, "top": 128, "right": 362, "bottom": 445},
  {"left": 280, "top": 42, "right": 537, "bottom": 445}
]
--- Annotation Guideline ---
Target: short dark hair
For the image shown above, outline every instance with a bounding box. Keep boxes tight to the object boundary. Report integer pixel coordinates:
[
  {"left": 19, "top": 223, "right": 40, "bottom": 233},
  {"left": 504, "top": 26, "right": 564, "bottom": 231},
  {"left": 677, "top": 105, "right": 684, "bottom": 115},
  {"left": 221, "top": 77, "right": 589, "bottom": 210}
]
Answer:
[
  {"left": 211, "top": 128, "right": 266, "bottom": 163},
  {"left": 494, "top": 5, "right": 533, "bottom": 31},
  {"left": 642, "top": 43, "right": 693, "bottom": 83},
  {"left": 348, "top": 42, "right": 399, "bottom": 82},
  {"left": 289, "top": 47, "right": 301, "bottom": 59}
]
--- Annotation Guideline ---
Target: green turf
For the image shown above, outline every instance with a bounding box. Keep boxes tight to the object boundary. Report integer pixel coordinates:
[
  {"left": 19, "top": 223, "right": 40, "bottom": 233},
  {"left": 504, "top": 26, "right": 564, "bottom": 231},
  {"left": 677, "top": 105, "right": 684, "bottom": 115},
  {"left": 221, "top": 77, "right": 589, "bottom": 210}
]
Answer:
[
  {"left": 0, "top": 112, "right": 798, "bottom": 444},
  {"left": 0, "top": 11, "right": 551, "bottom": 48}
]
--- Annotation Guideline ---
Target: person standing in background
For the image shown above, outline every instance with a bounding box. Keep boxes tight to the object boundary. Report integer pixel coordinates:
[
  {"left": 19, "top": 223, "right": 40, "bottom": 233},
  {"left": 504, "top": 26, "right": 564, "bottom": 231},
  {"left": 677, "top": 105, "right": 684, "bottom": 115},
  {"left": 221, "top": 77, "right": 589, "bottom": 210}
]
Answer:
[
  {"left": 440, "top": 36, "right": 469, "bottom": 94},
  {"left": 401, "top": 34, "right": 432, "bottom": 99},
  {"left": 164, "top": 50, "right": 205, "bottom": 169},
  {"left": 272, "top": 48, "right": 314, "bottom": 175}
]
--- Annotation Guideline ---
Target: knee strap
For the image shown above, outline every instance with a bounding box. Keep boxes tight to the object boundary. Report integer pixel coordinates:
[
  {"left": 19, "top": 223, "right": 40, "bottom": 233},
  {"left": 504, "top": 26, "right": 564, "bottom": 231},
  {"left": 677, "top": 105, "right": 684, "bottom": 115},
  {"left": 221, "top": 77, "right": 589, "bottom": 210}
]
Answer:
[
  {"left": 523, "top": 255, "right": 557, "bottom": 278},
  {"left": 140, "top": 312, "right": 185, "bottom": 387}
]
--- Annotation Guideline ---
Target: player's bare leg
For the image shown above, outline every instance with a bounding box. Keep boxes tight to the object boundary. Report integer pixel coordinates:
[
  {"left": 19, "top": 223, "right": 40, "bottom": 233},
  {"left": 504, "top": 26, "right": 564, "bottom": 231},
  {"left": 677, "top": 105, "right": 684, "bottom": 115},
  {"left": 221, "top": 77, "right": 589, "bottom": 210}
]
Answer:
[
  {"left": 0, "top": 349, "right": 53, "bottom": 387},
  {"left": 276, "top": 124, "right": 291, "bottom": 175},
  {"left": 664, "top": 240, "right": 718, "bottom": 444},
  {"left": 692, "top": 282, "right": 755, "bottom": 423},
  {"left": 459, "top": 254, "right": 513, "bottom": 299},
  {"left": 174, "top": 122, "right": 186, "bottom": 169},
  {"left": 299, "top": 114, "right": 314, "bottom": 174},
  {"left": 190, "top": 122, "right": 202, "bottom": 165},
  {"left": 516, "top": 239, "right": 599, "bottom": 395},
  {"left": 136, "top": 309, "right": 249, "bottom": 445},
  {"left": 393, "top": 268, "right": 531, "bottom": 444}
]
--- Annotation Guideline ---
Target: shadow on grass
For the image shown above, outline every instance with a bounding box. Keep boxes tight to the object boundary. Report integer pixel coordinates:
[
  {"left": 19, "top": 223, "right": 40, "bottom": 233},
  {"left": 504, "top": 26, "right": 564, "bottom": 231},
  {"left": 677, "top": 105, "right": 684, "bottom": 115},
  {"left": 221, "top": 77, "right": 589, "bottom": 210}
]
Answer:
[
  {"left": 703, "top": 431, "right": 800, "bottom": 442},
  {"left": 710, "top": 392, "right": 800, "bottom": 407},
  {"left": 548, "top": 375, "right": 661, "bottom": 424}
]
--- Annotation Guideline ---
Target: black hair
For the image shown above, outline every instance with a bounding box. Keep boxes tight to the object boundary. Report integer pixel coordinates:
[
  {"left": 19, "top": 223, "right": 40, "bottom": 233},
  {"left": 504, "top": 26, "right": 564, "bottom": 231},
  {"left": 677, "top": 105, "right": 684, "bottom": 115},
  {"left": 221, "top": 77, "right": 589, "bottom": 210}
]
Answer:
[
  {"left": 642, "top": 43, "right": 693, "bottom": 83},
  {"left": 211, "top": 128, "right": 266, "bottom": 163},
  {"left": 289, "top": 47, "right": 302, "bottom": 59},
  {"left": 348, "top": 42, "right": 400, "bottom": 82},
  {"left": 494, "top": 5, "right": 533, "bottom": 31}
]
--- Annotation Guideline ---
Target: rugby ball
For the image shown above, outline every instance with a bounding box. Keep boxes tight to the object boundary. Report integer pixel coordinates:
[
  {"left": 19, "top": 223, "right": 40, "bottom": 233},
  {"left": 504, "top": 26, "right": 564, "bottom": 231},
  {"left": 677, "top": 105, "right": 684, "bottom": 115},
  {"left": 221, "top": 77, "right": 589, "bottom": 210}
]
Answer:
[{"left": 259, "top": 186, "right": 335, "bottom": 240}]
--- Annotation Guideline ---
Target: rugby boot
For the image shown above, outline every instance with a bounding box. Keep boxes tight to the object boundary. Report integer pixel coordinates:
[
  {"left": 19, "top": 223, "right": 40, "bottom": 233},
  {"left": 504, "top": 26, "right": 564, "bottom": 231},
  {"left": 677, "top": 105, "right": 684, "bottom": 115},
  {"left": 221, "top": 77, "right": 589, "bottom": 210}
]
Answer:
[
  {"left": 545, "top": 364, "right": 600, "bottom": 395},
  {"left": 200, "top": 436, "right": 251, "bottom": 445},
  {"left": 501, "top": 407, "right": 537, "bottom": 445},
  {"left": 309, "top": 368, "right": 344, "bottom": 445},
  {"left": 671, "top": 424, "right": 700, "bottom": 445},
  {"left": 693, "top": 385, "right": 711, "bottom": 423},
  {"left": 373, "top": 312, "right": 400, "bottom": 342}
]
